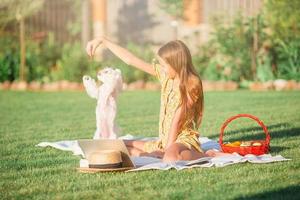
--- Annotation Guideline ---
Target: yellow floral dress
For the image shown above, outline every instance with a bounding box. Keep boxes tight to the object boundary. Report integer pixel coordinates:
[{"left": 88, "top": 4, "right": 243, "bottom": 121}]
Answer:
[{"left": 143, "top": 58, "right": 204, "bottom": 153}]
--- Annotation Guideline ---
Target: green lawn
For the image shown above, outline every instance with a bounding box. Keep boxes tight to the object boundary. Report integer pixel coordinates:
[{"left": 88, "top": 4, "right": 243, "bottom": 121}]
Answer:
[{"left": 1, "top": 90, "right": 300, "bottom": 199}]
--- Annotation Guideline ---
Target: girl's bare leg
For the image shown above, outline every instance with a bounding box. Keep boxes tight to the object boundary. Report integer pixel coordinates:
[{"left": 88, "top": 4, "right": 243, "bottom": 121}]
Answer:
[
  {"left": 163, "top": 143, "right": 206, "bottom": 162},
  {"left": 140, "top": 150, "right": 164, "bottom": 158},
  {"left": 123, "top": 139, "right": 147, "bottom": 150},
  {"left": 124, "top": 140, "right": 164, "bottom": 158},
  {"left": 127, "top": 146, "right": 144, "bottom": 157},
  {"left": 162, "top": 143, "right": 233, "bottom": 162},
  {"left": 123, "top": 139, "right": 147, "bottom": 156}
]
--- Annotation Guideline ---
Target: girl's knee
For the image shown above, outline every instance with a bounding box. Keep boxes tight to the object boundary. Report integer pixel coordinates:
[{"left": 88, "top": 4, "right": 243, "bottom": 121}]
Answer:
[
  {"left": 124, "top": 140, "right": 145, "bottom": 150},
  {"left": 127, "top": 147, "right": 142, "bottom": 156},
  {"left": 132, "top": 140, "right": 146, "bottom": 150}
]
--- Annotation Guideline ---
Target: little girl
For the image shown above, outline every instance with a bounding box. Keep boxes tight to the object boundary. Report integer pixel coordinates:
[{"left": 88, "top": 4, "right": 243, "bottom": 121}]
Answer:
[{"left": 86, "top": 36, "right": 225, "bottom": 162}]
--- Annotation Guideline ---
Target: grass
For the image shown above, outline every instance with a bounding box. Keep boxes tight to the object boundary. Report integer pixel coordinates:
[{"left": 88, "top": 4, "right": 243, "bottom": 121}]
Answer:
[{"left": 0, "top": 90, "right": 300, "bottom": 199}]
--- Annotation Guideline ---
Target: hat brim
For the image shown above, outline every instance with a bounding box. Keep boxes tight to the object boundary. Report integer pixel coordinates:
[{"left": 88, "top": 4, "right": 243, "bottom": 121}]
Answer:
[{"left": 77, "top": 167, "right": 134, "bottom": 173}]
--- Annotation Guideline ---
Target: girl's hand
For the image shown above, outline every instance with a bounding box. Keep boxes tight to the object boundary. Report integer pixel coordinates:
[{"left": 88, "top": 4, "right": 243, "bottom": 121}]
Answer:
[{"left": 85, "top": 36, "right": 106, "bottom": 58}]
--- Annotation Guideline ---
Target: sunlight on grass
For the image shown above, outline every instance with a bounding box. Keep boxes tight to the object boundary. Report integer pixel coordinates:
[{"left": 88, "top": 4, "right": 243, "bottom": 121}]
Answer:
[{"left": 0, "top": 90, "right": 300, "bottom": 199}]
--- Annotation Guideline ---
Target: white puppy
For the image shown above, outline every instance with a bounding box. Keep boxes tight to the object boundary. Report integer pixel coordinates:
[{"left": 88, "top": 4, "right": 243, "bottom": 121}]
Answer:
[{"left": 82, "top": 67, "right": 123, "bottom": 139}]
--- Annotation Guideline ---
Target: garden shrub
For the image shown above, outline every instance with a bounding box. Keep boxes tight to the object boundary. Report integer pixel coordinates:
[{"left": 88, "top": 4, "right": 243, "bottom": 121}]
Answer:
[
  {"left": 194, "top": 2, "right": 300, "bottom": 83},
  {"left": 51, "top": 42, "right": 99, "bottom": 82},
  {"left": 0, "top": 36, "right": 19, "bottom": 82},
  {"left": 263, "top": 0, "right": 300, "bottom": 81},
  {"left": 195, "top": 14, "right": 269, "bottom": 82}
]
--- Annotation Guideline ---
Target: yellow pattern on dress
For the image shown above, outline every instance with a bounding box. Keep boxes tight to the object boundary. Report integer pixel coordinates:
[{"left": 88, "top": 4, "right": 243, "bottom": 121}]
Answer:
[{"left": 143, "top": 58, "right": 204, "bottom": 153}]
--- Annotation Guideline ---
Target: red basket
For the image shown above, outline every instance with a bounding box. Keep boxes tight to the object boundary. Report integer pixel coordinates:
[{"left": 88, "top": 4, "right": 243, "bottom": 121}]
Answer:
[{"left": 219, "top": 114, "right": 271, "bottom": 156}]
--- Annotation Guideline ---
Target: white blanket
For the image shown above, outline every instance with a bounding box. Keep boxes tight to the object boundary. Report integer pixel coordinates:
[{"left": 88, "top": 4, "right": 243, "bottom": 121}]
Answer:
[{"left": 36, "top": 134, "right": 290, "bottom": 172}]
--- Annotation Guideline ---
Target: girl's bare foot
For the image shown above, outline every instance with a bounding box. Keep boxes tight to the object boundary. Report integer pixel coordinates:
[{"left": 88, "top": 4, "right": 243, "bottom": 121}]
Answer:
[{"left": 205, "top": 149, "right": 232, "bottom": 157}]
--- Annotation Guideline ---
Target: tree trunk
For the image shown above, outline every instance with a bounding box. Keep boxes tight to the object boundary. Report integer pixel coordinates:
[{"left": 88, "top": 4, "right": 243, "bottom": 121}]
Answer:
[
  {"left": 81, "top": 0, "right": 90, "bottom": 49},
  {"left": 19, "top": 16, "right": 26, "bottom": 82},
  {"left": 91, "top": 0, "right": 107, "bottom": 60},
  {"left": 183, "top": 0, "right": 202, "bottom": 26},
  {"left": 251, "top": 17, "right": 258, "bottom": 80}
]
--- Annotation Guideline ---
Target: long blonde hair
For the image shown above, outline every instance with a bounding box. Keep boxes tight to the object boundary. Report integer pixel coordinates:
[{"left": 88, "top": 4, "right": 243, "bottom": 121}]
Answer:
[{"left": 158, "top": 40, "right": 204, "bottom": 132}]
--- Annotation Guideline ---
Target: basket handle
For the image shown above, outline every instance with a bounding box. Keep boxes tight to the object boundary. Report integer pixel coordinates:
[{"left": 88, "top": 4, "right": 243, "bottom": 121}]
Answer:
[{"left": 219, "top": 114, "right": 271, "bottom": 145}]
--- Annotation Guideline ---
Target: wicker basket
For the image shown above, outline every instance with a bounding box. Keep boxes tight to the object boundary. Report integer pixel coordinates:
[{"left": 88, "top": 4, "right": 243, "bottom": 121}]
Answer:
[{"left": 219, "top": 114, "right": 271, "bottom": 156}]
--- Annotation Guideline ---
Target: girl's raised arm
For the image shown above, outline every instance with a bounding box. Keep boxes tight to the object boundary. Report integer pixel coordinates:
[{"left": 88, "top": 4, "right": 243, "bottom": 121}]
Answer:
[{"left": 86, "top": 36, "right": 155, "bottom": 76}]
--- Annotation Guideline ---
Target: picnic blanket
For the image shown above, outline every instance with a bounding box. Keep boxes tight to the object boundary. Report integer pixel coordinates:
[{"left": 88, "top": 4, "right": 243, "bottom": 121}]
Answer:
[{"left": 36, "top": 134, "right": 290, "bottom": 172}]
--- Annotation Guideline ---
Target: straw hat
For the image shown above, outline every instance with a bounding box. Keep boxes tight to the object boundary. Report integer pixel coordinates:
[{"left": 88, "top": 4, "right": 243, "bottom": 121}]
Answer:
[{"left": 87, "top": 150, "right": 122, "bottom": 169}]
